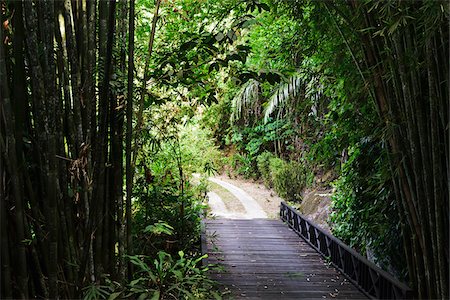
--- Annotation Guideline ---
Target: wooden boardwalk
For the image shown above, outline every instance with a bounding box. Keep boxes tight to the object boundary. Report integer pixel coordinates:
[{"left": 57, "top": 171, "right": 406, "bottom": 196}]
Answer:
[{"left": 205, "top": 219, "right": 368, "bottom": 299}]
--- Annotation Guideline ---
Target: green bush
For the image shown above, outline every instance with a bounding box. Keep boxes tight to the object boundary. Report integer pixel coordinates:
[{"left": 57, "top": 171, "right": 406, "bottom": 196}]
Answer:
[
  {"left": 268, "top": 158, "right": 310, "bottom": 203},
  {"left": 132, "top": 119, "right": 222, "bottom": 257},
  {"left": 267, "top": 157, "right": 285, "bottom": 196},
  {"left": 231, "top": 153, "right": 258, "bottom": 178},
  {"left": 132, "top": 181, "right": 205, "bottom": 257},
  {"left": 102, "top": 252, "right": 220, "bottom": 300},
  {"left": 256, "top": 151, "right": 275, "bottom": 187},
  {"left": 180, "top": 123, "right": 224, "bottom": 175},
  {"left": 330, "top": 141, "right": 406, "bottom": 279}
]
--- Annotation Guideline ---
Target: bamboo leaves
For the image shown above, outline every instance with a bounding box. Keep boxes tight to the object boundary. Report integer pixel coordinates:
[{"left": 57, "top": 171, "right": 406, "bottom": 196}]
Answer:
[{"left": 338, "top": 1, "right": 449, "bottom": 297}]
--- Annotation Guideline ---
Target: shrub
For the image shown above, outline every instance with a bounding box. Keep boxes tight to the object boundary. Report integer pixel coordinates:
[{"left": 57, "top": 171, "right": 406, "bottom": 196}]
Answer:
[
  {"left": 133, "top": 159, "right": 206, "bottom": 256},
  {"left": 105, "top": 252, "right": 221, "bottom": 300},
  {"left": 256, "top": 151, "right": 275, "bottom": 187},
  {"left": 180, "top": 123, "right": 224, "bottom": 175},
  {"left": 231, "top": 153, "right": 258, "bottom": 179},
  {"left": 269, "top": 158, "right": 310, "bottom": 203},
  {"left": 330, "top": 142, "right": 406, "bottom": 279},
  {"left": 267, "top": 156, "right": 285, "bottom": 192}
]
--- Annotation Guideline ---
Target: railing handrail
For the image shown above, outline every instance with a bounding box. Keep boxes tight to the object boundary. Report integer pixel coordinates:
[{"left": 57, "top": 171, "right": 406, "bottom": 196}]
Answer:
[{"left": 280, "top": 201, "right": 414, "bottom": 299}]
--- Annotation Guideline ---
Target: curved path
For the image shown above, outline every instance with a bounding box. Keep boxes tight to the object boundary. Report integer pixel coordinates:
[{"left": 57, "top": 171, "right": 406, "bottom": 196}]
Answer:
[
  {"left": 208, "top": 177, "right": 267, "bottom": 219},
  {"left": 207, "top": 191, "right": 246, "bottom": 219}
]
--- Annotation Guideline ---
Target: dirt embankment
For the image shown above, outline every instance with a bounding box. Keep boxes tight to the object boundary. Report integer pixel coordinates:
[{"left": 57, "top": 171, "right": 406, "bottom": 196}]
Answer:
[{"left": 296, "top": 189, "right": 333, "bottom": 232}]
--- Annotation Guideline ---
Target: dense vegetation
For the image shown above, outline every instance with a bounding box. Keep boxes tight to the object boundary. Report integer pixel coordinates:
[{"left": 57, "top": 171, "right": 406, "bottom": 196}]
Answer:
[
  {"left": 201, "top": 2, "right": 449, "bottom": 298},
  {"left": 1, "top": 0, "right": 448, "bottom": 299}
]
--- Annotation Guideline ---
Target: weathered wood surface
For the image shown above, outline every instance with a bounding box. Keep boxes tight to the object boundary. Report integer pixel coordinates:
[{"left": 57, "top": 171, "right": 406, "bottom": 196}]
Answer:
[{"left": 205, "top": 219, "right": 368, "bottom": 299}]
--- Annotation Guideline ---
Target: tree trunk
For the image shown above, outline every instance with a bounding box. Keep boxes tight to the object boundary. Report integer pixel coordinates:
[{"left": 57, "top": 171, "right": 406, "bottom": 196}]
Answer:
[
  {"left": 0, "top": 17, "right": 29, "bottom": 298},
  {"left": 125, "top": 0, "right": 136, "bottom": 280},
  {"left": 342, "top": 2, "right": 450, "bottom": 298}
]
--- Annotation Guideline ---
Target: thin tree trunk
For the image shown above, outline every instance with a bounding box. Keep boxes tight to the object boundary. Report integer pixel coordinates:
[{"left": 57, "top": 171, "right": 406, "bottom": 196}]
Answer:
[
  {"left": 0, "top": 166, "right": 12, "bottom": 298},
  {"left": 11, "top": 0, "right": 27, "bottom": 163},
  {"left": 86, "top": 0, "right": 97, "bottom": 284},
  {"left": 80, "top": 0, "right": 90, "bottom": 139},
  {"left": 392, "top": 30, "right": 435, "bottom": 297},
  {"left": 125, "top": 0, "right": 136, "bottom": 280},
  {"left": 92, "top": 0, "right": 116, "bottom": 277},
  {"left": 132, "top": 0, "right": 161, "bottom": 167},
  {"left": 426, "top": 34, "right": 448, "bottom": 300},
  {"left": 91, "top": 0, "right": 109, "bottom": 277},
  {"left": 41, "top": 0, "right": 59, "bottom": 296},
  {"left": 63, "top": 0, "right": 83, "bottom": 151},
  {"left": 115, "top": 0, "right": 127, "bottom": 279},
  {"left": 0, "top": 20, "right": 29, "bottom": 298}
]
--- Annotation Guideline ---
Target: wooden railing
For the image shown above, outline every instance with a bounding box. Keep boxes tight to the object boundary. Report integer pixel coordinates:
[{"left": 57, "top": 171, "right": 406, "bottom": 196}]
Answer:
[
  {"left": 200, "top": 214, "right": 209, "bottom": 267},
  {"left": 280, "top": 202, "right": 414, "bottom": 299}
]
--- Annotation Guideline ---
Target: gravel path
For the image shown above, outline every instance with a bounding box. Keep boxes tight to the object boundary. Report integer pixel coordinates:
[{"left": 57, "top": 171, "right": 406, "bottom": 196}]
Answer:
[
  {"left": 207, "top": 191, "right": 247, "bottom": 219},
  {"left": 193, "top": 173, "right": 281, "bottom": 219},
  {"left": 214, "top": 175, "right": 282, "bottom": 219}
]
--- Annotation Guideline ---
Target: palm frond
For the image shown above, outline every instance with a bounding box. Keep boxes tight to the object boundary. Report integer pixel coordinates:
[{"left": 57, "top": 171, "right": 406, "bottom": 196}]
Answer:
[
  {"left": 264, "top": 76, "right": 302, "bottom": 123},
  {"left": 231, "top": 79, "right": 260, "bottom": 123}
]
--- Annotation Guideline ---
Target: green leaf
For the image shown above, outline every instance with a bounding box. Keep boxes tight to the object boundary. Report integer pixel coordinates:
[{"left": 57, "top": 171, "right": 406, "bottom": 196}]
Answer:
[
  {"left": 226, "top": 53, "right": 244, "bottom": 62},
  {"left": 137, "top": 293, "right": 149, "bottom": 300},
  {"left": 215, "top": 32, "right": 224, "bottom": 42},
  {"left": 211, "top": 290, "right": 223, "bottom": 299},
  {"left": 172, "top": 270, "right": 183, "bottom": 279},
  {"left": 130, "top": 278, "right": 144, "bottom": 286},
  {"left": 236, "top": 45, "right": 251, "bottom": 52},
  {"left": 108, "top": 292, "right": 122, "bottom": 300},
  {"left": 179, "top": 40, "right": 196, "bottom": 52},
  {"left": 258, "top": 3, "right": 270, "bottom": 11},
  {"left": 208, "top": 62, "right": 219, "bottom": 73},
  {"left": 150, "top": 290, "right": 160, "bottom": 300},
  {"left": 144, "top": 221, "right": 174, "bottom": 236}
]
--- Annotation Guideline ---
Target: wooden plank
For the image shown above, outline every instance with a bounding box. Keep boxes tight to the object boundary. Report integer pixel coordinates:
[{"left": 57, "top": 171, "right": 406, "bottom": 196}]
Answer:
[{"left": 204, "top": 219, "right": 368, "bottom": 299}]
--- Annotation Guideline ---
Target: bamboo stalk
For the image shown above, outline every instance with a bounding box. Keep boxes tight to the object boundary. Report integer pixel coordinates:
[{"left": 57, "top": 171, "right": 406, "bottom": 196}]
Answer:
[
  {"left": 426, "top": 34, "right": 449, "bottom": 299},
  {"left": 63, "top": 0, "right": 84, "bottom": 151},
  {"left": 41, "top": 0, "right": 59, "bottom": 296},
  {"left": 125, "top": 0, "right": 136, "bottom": 280},
  {"left": 392, "top": 29, "right": 435, "bottom": 297},
  {"left": 0, "top": 18, "right": 29, "bottom": 298},
  {"left": 115, "top": 0, "right": 128, "bottom": 280},
  {"left": 0, "top": 166, "right": 12, "bottom": 298},
  {"left": 132, "top": 0, "right": 162, "bottom": 168}
]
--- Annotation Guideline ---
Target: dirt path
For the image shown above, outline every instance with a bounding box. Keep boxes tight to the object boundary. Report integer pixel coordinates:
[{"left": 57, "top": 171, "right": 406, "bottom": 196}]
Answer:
[
  {"left": 207, "top": 191, "right": 247, "bottom": 219},
  {"left": 204, "top": 174, "right": 282, "bottom": 219}
]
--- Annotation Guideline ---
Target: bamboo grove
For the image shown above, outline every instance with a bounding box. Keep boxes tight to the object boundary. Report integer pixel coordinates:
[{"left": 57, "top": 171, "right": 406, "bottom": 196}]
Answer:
[
  {"left": 1, "top": 0, "right": 136, "bottom": 298},
  {"left": 330, "top": 2, "right": 449, "bottom": 298},
  {"left": 274, "top": 1, "right": 449, "bottom": 297}
]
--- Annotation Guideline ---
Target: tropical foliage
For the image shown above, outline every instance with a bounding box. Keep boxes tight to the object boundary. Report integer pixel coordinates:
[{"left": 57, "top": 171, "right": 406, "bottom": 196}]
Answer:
[
  {"left": 1, "top": 0, "right": 448, "bottom": 299},
  {"left": 202, "top": 1, "right": 449, "bottom": 297}
]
